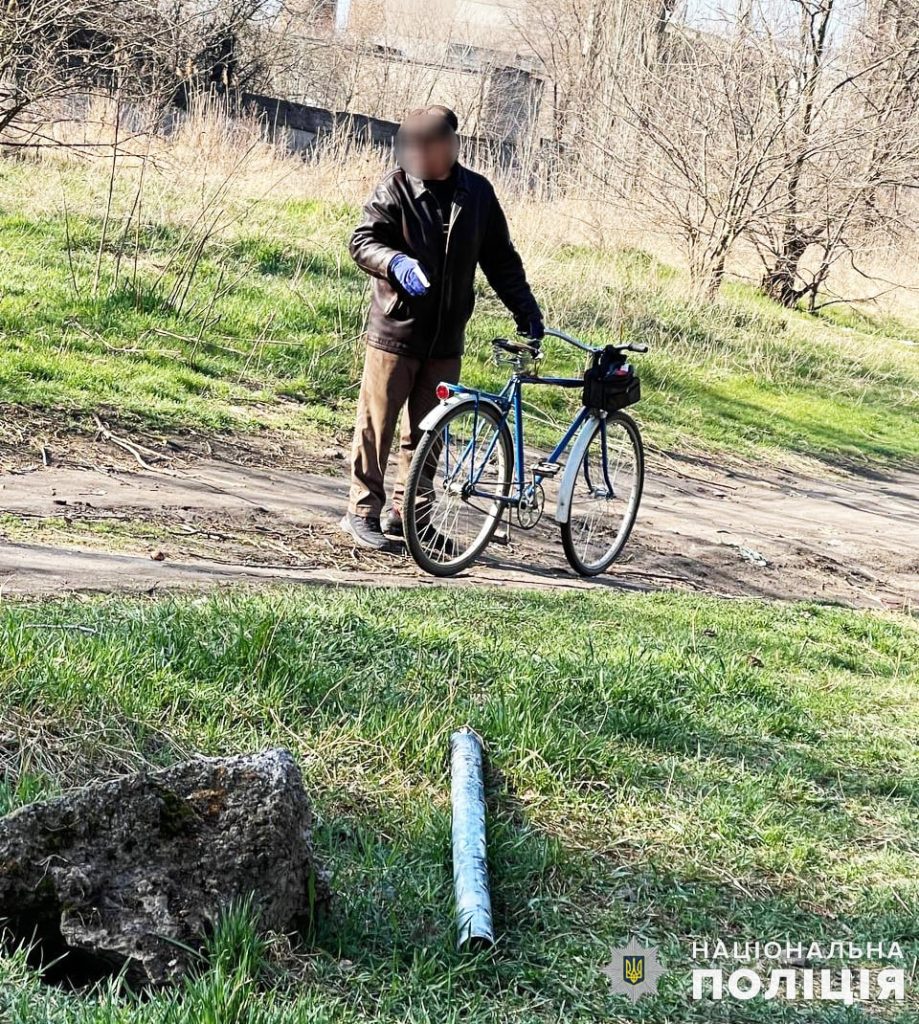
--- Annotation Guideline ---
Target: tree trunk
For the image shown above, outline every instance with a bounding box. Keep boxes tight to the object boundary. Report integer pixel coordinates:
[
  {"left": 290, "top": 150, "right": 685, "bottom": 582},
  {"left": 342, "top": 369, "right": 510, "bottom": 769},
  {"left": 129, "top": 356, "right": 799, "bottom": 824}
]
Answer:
[
  {"left": 690, "top": 246, "right": 728, "bottom": 302},
  {"left": 760, "top": 229, "right": 810, "bottom": 307}
]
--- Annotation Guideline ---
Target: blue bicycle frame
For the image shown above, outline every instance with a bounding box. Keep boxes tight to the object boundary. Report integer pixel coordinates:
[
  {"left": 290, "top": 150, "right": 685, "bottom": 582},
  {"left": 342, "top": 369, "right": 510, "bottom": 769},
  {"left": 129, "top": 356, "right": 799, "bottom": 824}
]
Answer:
[{"left": 437, "top": 369, "right": 592, "bottom": 508}]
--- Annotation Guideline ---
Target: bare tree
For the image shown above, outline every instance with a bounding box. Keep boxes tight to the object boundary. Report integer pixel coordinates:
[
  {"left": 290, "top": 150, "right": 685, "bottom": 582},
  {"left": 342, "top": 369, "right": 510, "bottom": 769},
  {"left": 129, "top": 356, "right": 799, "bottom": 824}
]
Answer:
[
  {"left": 163, "top": 0, "right": 289, "bottom": 107},
  {"left": 513, "top": 2, "right": 789, "bottom": 295},
  {"left": 752, "top": 0, "right": 919, "bottom": 308},
  {"left": 516, "top": 0, "right": 918, "bottom": 303},
  {"left": 602, "top": 9, "right": 800, "bottom": 296},
  {"left": 0, "top": 0, "right": 295, "bottom": 144},
  {"left": 0, "top": 0, "right": 124, "bottom": 136}
]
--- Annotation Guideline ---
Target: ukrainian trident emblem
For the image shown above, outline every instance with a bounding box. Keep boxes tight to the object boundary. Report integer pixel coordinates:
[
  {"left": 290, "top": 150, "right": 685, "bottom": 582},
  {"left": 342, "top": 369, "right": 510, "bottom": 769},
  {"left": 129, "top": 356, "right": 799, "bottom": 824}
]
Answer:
[
  {"left": 624, "top": 953, "right": 645, "bottom": 986},
  {"left": 602, "top": 938, "right": 664, "bottom": 1002}
]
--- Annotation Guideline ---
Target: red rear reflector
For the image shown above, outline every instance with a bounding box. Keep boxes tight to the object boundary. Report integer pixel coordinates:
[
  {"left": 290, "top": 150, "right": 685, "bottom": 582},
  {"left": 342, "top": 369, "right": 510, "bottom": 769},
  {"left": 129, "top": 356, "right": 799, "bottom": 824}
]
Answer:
[{"left": 435, "top": 383, "right": 451, "bottom": 400}]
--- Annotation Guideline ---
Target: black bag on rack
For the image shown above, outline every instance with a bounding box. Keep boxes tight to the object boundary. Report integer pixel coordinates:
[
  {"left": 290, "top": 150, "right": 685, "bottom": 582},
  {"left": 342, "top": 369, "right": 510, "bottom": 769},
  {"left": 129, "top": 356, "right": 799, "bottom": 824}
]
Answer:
[{"left": 582, "top": 345, "right": 641, "bottom": 412}]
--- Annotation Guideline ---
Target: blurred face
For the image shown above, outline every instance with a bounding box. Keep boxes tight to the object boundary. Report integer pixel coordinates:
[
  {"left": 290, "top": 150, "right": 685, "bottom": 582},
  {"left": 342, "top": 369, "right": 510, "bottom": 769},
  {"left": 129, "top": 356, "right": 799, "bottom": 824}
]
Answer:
[{"left": 395, "top": 115, "right": 459, "bottom": 180}]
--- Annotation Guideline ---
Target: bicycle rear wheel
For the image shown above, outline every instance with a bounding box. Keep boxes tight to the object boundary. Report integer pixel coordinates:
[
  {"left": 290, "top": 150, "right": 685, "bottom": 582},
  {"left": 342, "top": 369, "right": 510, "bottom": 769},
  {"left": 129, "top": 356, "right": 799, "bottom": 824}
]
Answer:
[
  {"left": 560, "top": 412, "right": 644, "bottom": 576},
  {"left": 404, "top": 400, "right": 513, "bottom": 577}
]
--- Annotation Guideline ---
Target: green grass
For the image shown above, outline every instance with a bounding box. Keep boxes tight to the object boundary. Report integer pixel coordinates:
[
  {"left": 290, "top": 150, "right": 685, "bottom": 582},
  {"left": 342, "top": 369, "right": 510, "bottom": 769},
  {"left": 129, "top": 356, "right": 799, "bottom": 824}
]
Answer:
[
  {"left": 0, "top": 171, "right": 367, "bottom": 442},
  {"left": 1, "top": 586, "right": 917, "bottom": 1021},
  {"left": 1, "top": 158, "right": 917, "bottom": 467}
]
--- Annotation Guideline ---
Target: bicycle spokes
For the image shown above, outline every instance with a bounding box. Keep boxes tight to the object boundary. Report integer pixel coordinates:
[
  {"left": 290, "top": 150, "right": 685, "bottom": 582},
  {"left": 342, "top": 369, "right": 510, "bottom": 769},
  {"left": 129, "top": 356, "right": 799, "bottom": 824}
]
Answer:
[
  {"left": 408, "top": 404, "right": 511, "bottom": 569},
  {"left": 565, "top": 417, "right": 640, "bottom": 572}
]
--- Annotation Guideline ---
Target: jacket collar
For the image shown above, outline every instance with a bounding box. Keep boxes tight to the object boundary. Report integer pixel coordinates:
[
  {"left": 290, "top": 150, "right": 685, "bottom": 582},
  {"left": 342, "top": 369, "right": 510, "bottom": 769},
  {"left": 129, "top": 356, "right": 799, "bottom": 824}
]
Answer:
[{"left": 404, "top": 162, "right": 468, "bottom": 199}]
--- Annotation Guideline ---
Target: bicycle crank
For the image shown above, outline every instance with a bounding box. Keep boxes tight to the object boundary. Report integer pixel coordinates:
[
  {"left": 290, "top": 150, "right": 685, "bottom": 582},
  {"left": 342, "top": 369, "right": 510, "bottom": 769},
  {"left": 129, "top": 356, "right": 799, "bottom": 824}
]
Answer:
[{"left": 516, "top": 483, "right": 545, "bottom": 529}]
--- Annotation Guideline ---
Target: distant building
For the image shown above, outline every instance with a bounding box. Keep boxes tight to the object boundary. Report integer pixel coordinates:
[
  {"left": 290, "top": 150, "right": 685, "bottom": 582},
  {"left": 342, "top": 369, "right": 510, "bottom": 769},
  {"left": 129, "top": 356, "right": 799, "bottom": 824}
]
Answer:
[
  {"left": 333, "top": 0, "right": 535, "bottom": 58},
  {"left": 324, "top": 0, "right": 544, "bottom": 141}
]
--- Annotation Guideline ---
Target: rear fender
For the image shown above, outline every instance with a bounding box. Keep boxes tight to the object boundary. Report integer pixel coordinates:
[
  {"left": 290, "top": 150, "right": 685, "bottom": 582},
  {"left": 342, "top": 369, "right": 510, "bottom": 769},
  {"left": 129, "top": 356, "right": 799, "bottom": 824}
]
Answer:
[{"left": 419, "top": 391, "right": 505, "bottom": 432}]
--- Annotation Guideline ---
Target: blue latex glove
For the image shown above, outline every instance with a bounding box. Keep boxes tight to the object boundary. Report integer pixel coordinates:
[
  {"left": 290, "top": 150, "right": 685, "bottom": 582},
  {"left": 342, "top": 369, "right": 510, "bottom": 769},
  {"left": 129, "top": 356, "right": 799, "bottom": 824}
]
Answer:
[{"left": 390, "top": 253, "right": 430, "bottom": 297}]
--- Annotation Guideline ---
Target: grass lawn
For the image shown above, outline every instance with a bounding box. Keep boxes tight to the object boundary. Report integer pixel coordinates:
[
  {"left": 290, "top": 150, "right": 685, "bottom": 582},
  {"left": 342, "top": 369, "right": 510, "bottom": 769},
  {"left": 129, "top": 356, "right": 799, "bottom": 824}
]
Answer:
[
  {"left": 1, "top": 156, "right": 917, "bottom": 469},
  {"left": 1, "top": 586, "right": 917, "bottom": 1022},
  {"left": 2, "top": 131, "right": 917, "bottom": 1023}
]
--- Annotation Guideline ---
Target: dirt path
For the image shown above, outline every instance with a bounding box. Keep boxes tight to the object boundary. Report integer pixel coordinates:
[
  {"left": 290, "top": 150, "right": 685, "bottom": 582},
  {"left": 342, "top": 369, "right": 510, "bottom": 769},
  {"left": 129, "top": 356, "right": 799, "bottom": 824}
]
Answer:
[{"left": 1, "top": 437, "right": 915, "bottom": 609}]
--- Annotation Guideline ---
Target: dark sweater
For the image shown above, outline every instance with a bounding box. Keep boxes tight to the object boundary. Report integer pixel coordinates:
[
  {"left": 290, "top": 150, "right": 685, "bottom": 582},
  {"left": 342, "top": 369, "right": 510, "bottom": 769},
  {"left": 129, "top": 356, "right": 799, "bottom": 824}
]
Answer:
[{"left": 424, "top": 169, "right": 457, "bottom": 239}]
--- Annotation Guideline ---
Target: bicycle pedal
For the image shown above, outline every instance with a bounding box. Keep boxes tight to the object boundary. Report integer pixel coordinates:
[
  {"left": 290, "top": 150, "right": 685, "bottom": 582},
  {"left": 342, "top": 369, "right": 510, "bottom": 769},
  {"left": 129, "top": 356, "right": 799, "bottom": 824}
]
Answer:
[
  {"left": 492, "top": 527, "right": 510, "bottom": 544},
  {"left": 531, "top": 461, "right": 560, "bottom": 477}
]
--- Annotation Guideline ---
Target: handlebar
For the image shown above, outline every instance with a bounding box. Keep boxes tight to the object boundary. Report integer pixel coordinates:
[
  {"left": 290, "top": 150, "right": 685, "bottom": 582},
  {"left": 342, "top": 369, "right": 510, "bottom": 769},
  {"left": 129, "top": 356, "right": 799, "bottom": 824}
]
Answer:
[
  {"left": 505, "top": 327, "right": 648, "bottom": 356},
  {"left": 544, "top": 327, "right": 648, "bottom": 355},
  {"left": 543, "top": 327, "right": 594, "bottom": 352}
]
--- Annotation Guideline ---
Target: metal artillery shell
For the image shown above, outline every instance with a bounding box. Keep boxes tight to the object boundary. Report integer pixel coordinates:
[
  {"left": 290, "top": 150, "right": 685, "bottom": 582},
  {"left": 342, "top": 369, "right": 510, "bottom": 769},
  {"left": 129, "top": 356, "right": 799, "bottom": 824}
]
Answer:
[{"left": 450, "top": 727, "right": 494, "bottom": 950}]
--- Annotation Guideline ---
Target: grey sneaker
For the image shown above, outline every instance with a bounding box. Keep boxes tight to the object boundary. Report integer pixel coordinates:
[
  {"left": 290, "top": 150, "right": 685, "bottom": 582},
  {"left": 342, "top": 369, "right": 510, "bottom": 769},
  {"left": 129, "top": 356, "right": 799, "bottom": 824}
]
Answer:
[
  {"left": 340, "top": 513, "right": 401, "bottom": 553},
  {"left": 380, "top": 507, "right": 403, "bottom": 537}
]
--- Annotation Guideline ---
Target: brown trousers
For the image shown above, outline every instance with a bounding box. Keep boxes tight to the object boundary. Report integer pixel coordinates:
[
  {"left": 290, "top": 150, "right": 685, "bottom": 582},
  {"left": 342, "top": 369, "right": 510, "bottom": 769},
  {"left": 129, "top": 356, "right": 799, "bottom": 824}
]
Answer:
[{"left": 348, "top": 345, "right": 461, "bottom": 518}]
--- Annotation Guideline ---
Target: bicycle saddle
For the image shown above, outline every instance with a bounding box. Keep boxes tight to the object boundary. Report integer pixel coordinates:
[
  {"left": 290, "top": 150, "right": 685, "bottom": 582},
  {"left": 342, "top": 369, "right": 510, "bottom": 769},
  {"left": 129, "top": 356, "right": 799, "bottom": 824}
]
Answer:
[{"left": 492, "top": 337, "right": 538, "bottom": 356}]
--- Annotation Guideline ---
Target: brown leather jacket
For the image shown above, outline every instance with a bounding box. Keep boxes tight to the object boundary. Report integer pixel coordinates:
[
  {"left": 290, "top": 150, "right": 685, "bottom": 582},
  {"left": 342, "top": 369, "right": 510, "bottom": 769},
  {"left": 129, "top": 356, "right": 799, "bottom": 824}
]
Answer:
[{"left": 348, "top": 163, "right": 541, "bottom": 359}]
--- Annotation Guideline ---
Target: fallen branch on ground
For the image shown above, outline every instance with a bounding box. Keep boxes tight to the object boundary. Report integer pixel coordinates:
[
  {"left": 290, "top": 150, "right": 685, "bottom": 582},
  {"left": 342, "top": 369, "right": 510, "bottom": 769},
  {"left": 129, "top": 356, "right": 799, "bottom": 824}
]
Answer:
[{"left": 91, "top": 415, "right": 170, "bottom": 472}]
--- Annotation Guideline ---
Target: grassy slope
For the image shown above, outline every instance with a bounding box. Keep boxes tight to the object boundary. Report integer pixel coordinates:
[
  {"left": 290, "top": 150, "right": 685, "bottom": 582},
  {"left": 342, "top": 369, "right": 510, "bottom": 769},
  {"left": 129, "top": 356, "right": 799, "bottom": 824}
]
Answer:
[
  {"left": 2, "top": 146, "right": 918, "bottom": 1022},
  {"left": 1, "top": 587, "right": 918, "bottom": 1022},
  {"left": 1, "top": 157, "right": 917, "bottom": 468}
]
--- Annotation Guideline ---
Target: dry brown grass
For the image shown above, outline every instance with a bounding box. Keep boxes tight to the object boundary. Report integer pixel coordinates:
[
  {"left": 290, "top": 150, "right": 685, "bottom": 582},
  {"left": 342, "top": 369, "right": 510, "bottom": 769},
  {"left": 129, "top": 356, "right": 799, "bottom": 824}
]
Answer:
[{"left": 5, "top": 95, "right": 918, "bottom": 333}]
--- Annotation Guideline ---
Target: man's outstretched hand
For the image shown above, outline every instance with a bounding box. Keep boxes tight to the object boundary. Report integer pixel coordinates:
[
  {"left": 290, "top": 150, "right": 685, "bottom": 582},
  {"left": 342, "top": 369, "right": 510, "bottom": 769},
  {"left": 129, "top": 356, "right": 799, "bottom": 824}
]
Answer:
[
  {"left": 516, "top": 316, "right": 545, "bottom": 343},
  {"left": 390, "top": 254, "right": 430, "bottom": 296}
]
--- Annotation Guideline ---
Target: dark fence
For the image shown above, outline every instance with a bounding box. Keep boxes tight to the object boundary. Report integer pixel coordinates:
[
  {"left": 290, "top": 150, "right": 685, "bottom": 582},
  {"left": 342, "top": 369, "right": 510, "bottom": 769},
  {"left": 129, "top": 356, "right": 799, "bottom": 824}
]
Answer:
[{"left": 238, "top": 92, "right": 557, "bottom": 184}]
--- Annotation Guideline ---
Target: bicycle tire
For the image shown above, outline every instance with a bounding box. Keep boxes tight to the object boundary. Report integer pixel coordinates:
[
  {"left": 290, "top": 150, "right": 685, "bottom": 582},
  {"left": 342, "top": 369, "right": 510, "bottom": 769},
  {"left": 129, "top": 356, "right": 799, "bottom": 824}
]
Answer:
[
  {"left": 404, "top": 400, "right": 513, "bottom": 577},
  {"left": 560, "top": 411, "right": 644, "bottom": 576}
]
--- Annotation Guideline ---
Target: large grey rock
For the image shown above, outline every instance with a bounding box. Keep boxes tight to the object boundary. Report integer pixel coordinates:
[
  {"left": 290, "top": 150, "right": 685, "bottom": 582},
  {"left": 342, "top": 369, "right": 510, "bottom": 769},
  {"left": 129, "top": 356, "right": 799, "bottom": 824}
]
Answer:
[{"left": 0, "top": 749, "right": 329, "bottom": 986}]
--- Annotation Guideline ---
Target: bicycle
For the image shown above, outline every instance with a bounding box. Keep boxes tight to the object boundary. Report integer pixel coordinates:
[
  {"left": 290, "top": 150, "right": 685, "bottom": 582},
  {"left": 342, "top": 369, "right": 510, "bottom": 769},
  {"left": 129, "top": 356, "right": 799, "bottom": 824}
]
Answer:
[{"left": 402, "top": 326, "right": 647, "bottom": 577}]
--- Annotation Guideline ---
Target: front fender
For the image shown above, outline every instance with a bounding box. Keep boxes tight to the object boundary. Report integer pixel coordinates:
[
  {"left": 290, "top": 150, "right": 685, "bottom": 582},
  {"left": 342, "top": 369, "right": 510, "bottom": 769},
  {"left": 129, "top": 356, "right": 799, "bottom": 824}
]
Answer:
[
  {"left": 555, "top": 413, "right": 602, "bottom": 524},
  {"left": 419, "top": 391, "right": 506, "bottom": 432}
]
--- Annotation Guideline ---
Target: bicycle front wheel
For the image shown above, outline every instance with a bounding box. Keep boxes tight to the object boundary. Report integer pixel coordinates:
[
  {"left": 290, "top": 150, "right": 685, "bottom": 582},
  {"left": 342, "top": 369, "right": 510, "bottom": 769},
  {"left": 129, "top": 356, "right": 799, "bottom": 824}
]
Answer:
[
  {"left": 560, "top": 412, "right": 644, "bottom": 576},
  {"left": 404, "top": 400, "right": 513, "bottom": 577}
]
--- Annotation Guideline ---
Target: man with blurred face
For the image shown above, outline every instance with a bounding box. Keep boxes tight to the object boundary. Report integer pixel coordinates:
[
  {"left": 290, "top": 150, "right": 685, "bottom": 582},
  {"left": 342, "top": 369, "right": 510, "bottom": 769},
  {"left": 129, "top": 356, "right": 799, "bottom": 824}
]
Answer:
[{"left": 342, "top": 104, "right": 544, "bottom": 551}]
